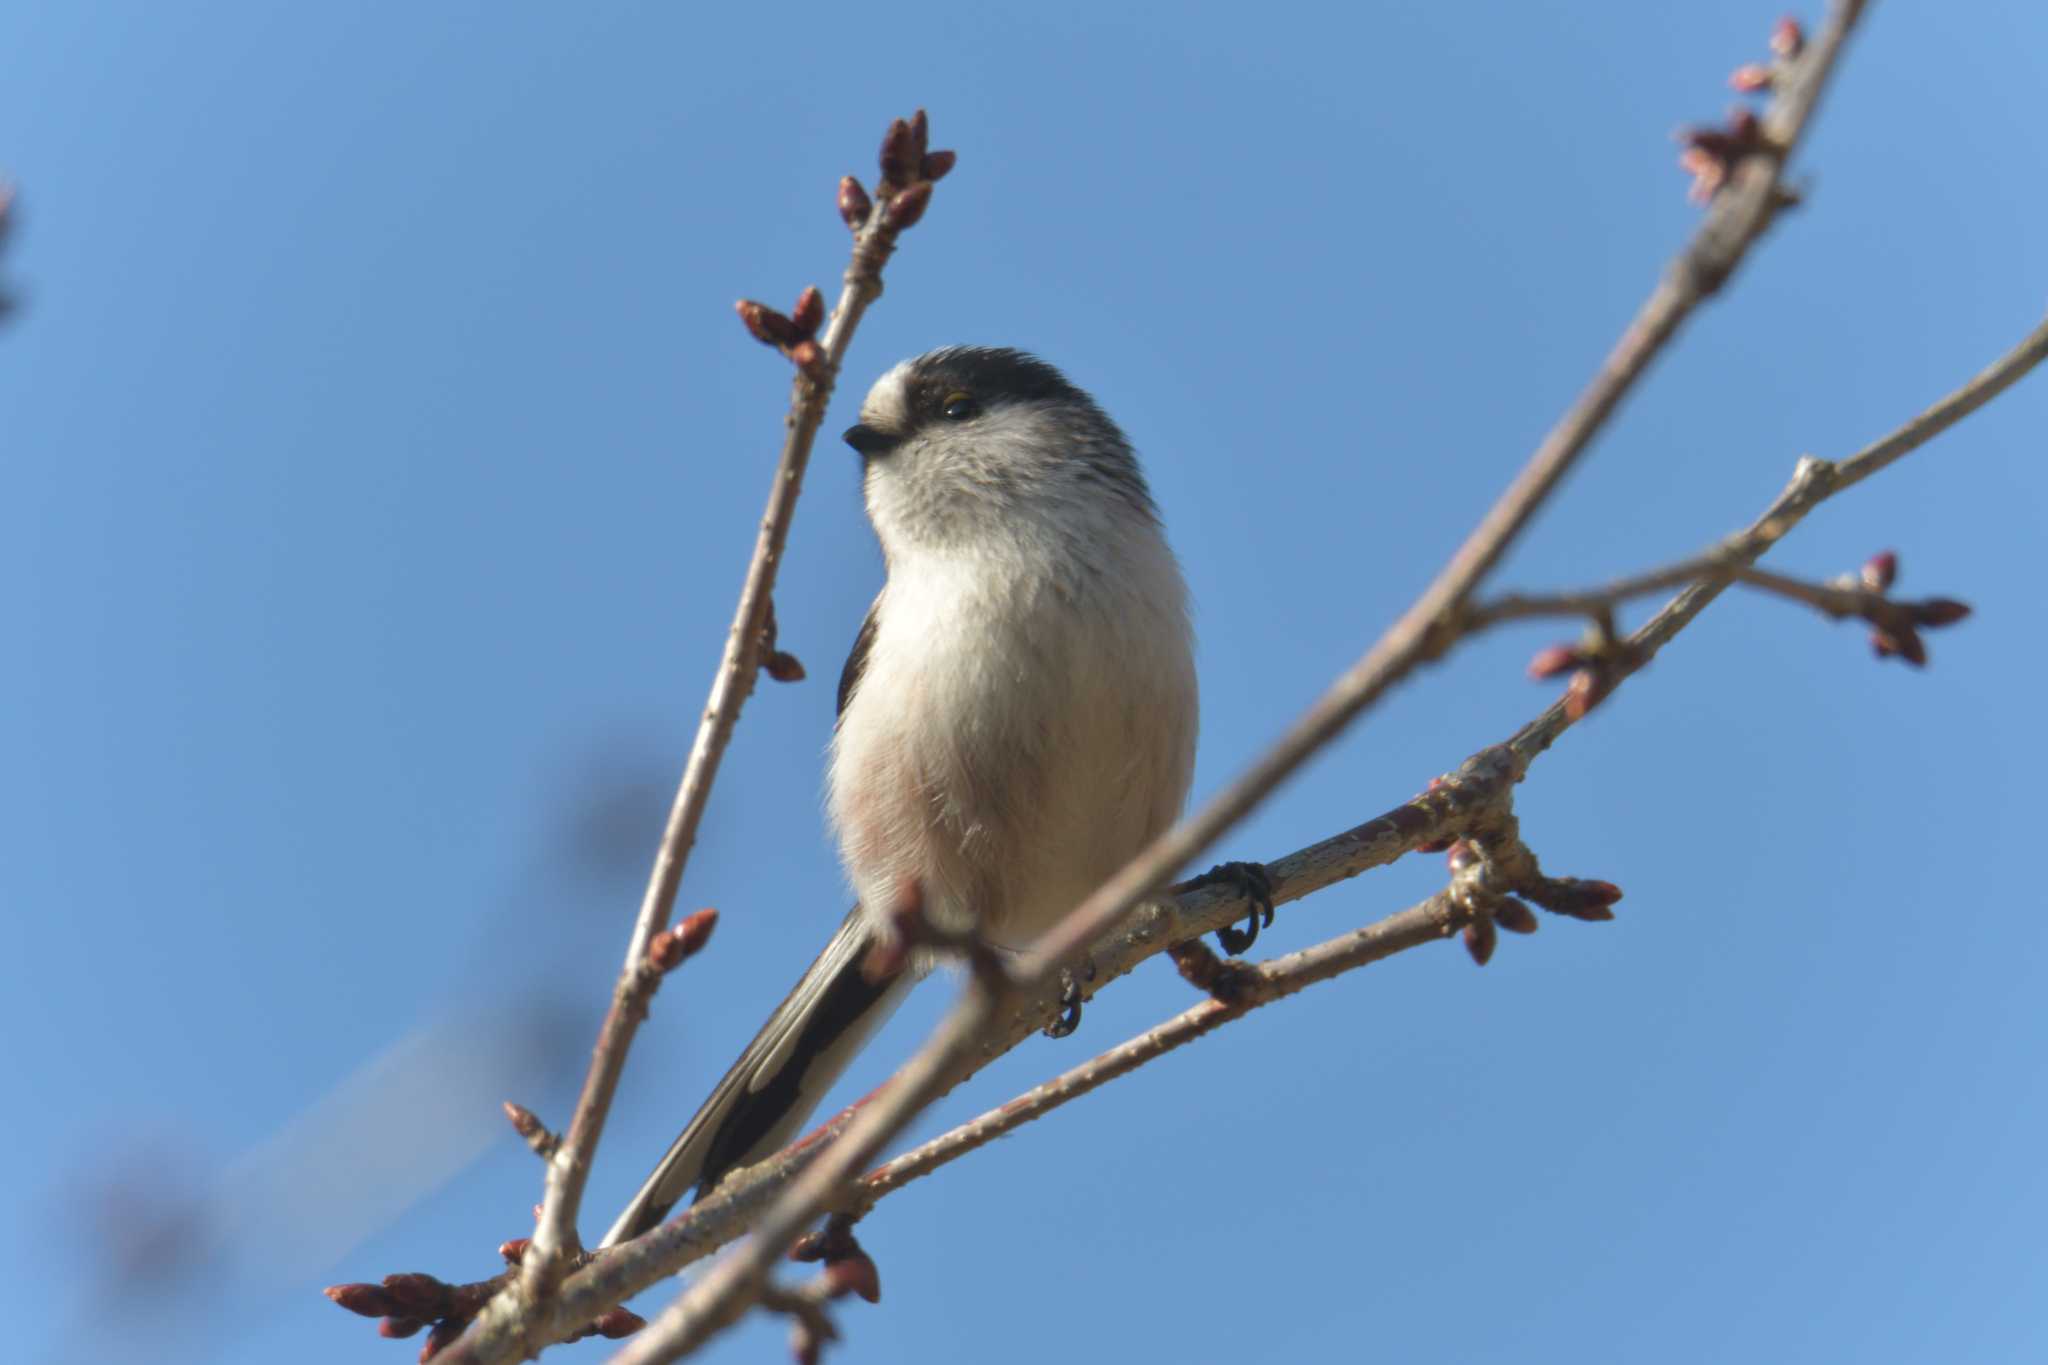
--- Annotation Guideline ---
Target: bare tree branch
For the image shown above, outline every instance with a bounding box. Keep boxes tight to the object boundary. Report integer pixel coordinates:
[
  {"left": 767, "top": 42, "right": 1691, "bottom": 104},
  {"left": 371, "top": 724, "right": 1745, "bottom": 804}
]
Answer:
[{"left": 461, "top": 111, "right": 954, "bottom": 1359}]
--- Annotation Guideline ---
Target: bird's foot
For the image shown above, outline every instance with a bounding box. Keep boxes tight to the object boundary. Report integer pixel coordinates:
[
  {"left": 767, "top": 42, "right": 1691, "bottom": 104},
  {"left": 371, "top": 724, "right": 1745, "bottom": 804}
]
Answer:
[
  {"left": 1043, "top": 959, "right": 1097, "bottom": 1039},
  {"left": 1189, "top": 861, "right": 1275, "bottom": 955}
]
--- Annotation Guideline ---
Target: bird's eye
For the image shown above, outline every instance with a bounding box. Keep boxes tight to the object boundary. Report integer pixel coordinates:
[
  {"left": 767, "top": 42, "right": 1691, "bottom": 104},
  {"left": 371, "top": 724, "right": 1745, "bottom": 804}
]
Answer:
[{"left": 940, "top": 392, "right": 978, "bottom": 421}]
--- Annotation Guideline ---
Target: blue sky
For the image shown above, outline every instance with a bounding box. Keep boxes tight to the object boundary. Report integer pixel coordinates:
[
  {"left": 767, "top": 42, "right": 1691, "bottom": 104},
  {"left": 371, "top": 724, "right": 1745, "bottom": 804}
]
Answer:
[{"left": 5, "top": 3, "right": 2045, "bottom": 1362}]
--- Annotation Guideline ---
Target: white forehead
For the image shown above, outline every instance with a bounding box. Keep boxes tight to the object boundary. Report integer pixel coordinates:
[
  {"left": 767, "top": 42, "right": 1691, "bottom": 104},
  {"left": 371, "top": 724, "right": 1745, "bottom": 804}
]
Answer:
[{"left": 859, "top": 360, "right": 915, "bottom": 429}]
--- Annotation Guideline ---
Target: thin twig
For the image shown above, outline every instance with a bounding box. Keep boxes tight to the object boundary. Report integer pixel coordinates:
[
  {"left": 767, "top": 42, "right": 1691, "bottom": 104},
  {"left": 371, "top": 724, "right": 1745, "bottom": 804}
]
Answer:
[
  {"left": 1510, "top": 308, "right": 2048, "bottom": 764},
  {"left": 468, "top": 116, "right": 945, "bottom": 1357},
  {"left": 1469, "top": 557, "right": 1949, "bottom": 628}
]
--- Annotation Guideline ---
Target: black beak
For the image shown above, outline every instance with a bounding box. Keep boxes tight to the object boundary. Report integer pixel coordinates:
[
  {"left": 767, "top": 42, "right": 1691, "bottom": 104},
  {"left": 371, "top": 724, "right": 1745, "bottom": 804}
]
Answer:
[{"left": 842, "top": 423, "right": 903, "bottom": 457}]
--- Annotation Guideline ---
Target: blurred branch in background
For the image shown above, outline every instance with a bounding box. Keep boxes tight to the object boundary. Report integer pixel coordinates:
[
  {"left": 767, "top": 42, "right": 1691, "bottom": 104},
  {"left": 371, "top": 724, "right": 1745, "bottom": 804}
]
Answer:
[{"left": 1, "top": 181, "right": 20, "bottom": 321}]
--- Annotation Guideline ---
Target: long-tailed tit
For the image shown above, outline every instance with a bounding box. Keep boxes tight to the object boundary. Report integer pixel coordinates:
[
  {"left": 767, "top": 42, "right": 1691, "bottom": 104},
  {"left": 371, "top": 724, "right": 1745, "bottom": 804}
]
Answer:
[{"left": 603, "top": 347, "right": 1238, "bottom": 1246}]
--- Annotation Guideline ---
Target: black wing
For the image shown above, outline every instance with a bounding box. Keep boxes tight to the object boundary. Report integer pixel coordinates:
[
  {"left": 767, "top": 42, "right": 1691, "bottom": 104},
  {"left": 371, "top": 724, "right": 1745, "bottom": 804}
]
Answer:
[{"left": 835, "top": 598, "right": 881, "bottom": 724}]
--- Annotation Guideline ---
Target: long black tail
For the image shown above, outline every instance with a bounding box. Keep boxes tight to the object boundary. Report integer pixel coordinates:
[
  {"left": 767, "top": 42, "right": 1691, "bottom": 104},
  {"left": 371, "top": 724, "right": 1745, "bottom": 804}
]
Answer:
[{"left": 599, "top": 907, "right": 907, "bottom": 1246}]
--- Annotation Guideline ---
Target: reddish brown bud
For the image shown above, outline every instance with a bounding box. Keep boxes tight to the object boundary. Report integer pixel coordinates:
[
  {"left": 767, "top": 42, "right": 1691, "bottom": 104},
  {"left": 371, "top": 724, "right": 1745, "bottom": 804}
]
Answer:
[
  {"left": 908, "top": 108, "right": 930, "bottom": 160},
  {"left": 595, "top": 1307, "right": 646, "bottom": 1339},
  {"left": 736, "top": 299, "right": 800, "bottom": 348},
  {"left": 764, "top": 650, "right": 807, "bottom": 683},
  {"left": 883, "top": 180, "right": 933, "bottom": 231},
  {"left": 646, "top": 927, "right": 685, "bottom": 972},
  {"left": 380, "top": 1317, "right": 427, "bottom": 1340},
  {"left": 791, "top": 286, "right": 825, "bottom": 339},
  {"left": 676, "top": 907, "right": 719, "bottom": 959},
  {"left": 1495, "top": 899, "right": 1540, "bottom": 935},
  {"left": 1729, "top": 63, "right": 1773, "bottom": 92},
  {"left": 499, "top": 1237, "right": 530, "bottom": 1264},
  {"left": 790, "top": 1230, "right": 830, "bottom": 1262},
  {"left": 921, "top": 149, "right": 957, "bottom": 182},
  {"left": 1524, "top": 876, "right": 1621, "bottom": 921},
  {"left": 327, "top": 1283, "right": 400, "bottom": 1318},
  {"left": 1893, "top": 627, "right": 1927, "bottom": 667},
  {"left": 838, "top": 176, "right": 872, "bottom": 231},
  {"left": 1913, "top": 598, "right": 1972, "bottom": 628},
  {"left": 1679, "top": 108, "right": 1765, "bottom": 202},
  {"left": 1861, "top": 549, "right": 1898, "bottom": 592},
  {"left": 1771, "top": 15, "right": 1805, "bottom": 59},
  {"left": 382, "top": 1273, "right": 448, "bottom": 1315},
  {"left": 1563, "top": 669, "right": 1603, "bottom": 721},
  {"left": 879, "top": 117, "right": 914, "bottom": 188},
  {"left": 1576, "top": 880, "right": 1623, "bottom": 909},
  {"left": 503, "top": 1101, "right": 542, "bottom": 1140},
  {"left": 824, "top": 1252, "right": 882, "bottom": 1304},
  {"left": 1462, "top": 918, "right": 1497, "bottom": 967},
  {"left": 421, "top": 1320, "right": 462, "bottom": 1362},
  {"left": 1527, "top": 644, "right": 1582, "bottom": 680}
]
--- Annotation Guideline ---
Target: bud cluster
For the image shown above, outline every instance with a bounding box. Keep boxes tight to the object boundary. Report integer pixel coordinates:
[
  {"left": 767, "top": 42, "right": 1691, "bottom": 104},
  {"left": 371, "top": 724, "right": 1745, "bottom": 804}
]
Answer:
[
  {"left": 1846, "top": 549, "right": 1973, "bottom": 667},
  {"left": 1677, "top": 13, "right": 1807, "bottom": 202},
  {"left": 1443, "top": 839, "right": 1621, "bottom": 968}
]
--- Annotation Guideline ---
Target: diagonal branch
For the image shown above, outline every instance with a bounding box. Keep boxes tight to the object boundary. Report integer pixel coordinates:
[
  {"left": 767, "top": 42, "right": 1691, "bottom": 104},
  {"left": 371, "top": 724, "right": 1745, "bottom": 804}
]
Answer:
[{"left": 473, "top": 111, "right": 955, "bottom": 1357}]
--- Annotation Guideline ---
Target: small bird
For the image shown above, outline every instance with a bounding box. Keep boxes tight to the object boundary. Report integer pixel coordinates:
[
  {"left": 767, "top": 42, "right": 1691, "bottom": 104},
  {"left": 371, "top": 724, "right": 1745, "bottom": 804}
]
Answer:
[{"left": 601, "top": 347, "right": 1213, "bottom": 1247}]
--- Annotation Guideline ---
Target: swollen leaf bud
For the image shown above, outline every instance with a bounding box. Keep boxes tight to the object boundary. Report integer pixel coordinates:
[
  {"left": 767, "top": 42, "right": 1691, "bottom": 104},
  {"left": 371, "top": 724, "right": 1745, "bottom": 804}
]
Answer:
[
  {"left": 838, "top": 176, "right": 873, "bottom": 231},
  {"left": 1861, "top": 549, "right": 1898, "bottom": 592},
  {"left": 1913, "top": 598, "right": 1971, "bottom": 628},
  {"left": 326, "top": 1283, "right": 400, "bottom": 1318},
  {"left": 676, "top": 907, "right": 719, "bottom": 959},
  {"left": 879, "top": 117, "right": 914, "bottom": 188},
  {"left": 883, "top": 180, "right": 933, "bottom": 231},
  {"left": 1771, "top": 16, "right": 1805, "bottom": 60},
  {"left": 1729, "top": 63, "right": 1774, "bottom": 93},
  {"left": 1527, "top": 644, "right": 1582, "bottom": 680},
  {"left": 824, "top": 1252, "right": 883, "bottom": 1304},
  {"left": 1462, "top": 918, "right": 1497, "bottom": 967},
  {"left": 791, "top": 286, "right": 825, "bottom": 339},
  {"left": 1495, "top": 899, "right": 1540, "bottom": 935},
  {"left": 736, "top": 299, "right": 800, "bottom": 348},
  {"left": 595, "top": 1308, "right": 647, "bottom": 1339}
]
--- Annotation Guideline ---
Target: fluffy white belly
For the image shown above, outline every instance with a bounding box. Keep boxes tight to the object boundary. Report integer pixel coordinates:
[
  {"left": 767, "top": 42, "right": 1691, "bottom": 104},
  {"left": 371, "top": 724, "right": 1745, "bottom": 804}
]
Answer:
[{"left": 829, "top": 549, "right": 1195, "bottom": 949}]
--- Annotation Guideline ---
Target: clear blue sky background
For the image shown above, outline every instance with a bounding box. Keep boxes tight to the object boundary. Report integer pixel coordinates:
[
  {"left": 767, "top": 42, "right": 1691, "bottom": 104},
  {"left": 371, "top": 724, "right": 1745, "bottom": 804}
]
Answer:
[{"left": 5, "top": 4, "right": 2044, "bottom": 1362}]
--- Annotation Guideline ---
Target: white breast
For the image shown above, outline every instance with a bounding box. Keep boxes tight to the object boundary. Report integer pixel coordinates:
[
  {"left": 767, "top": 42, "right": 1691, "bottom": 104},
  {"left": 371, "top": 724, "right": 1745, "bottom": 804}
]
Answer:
[{"left": 828, "top": 528, "right": 1196, "bottom": 950}]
